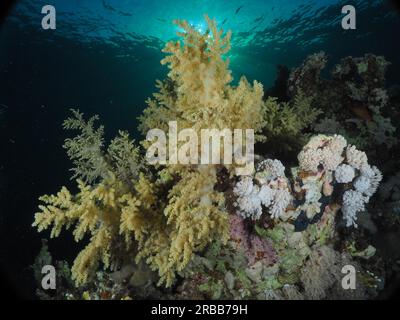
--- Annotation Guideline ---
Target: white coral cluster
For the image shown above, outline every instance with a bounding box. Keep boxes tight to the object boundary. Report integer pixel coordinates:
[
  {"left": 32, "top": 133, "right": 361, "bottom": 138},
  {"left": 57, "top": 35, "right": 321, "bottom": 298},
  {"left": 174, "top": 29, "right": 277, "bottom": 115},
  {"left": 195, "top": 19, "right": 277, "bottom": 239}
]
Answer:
[
  {"left": 233, "top": 159, "right": 291, "bottom": 220},
  {"left": 298, "top": 134, "right": 347, "bottom": 172},
  {"left": 342, "top": 190, "right": 368, "bottom": 227},
  {"left": 269, "top": 188, "right": 292, "bottom": 219},
  {"left": 256, "top": 159, "right": 286, "bottom": 180},
  {"left": 235, "top": 135, "right": 382, "bottom": 228},
  {"left": 341, "top": 164, "right": 382, "bottom": 227},
  {"left": 331, "top": 144, "right": 382, "bottom": 227},
  {"left": 297, "top": 134, "right": 382, "bottom": 227},
  {"left": 358, "top": 165, "right": 382, "bottom": 197},
  {"left": 233, "top": 177, "right": 264, "bottom": 220}
]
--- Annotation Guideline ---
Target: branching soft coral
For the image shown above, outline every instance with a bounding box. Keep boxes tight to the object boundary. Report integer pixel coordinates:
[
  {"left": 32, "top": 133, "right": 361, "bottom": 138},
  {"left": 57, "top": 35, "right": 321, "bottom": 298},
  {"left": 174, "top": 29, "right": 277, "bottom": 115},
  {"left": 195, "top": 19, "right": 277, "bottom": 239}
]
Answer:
[
  {"left": 34, "top": 111, "right": 229, "bottom": 287},
  {"left": 164, "top": 166, "right": 229, "bottom": 271},
  {"left": 120, "top": 166, "right": 229, "bottom": 287},
  {"left": 139, "top": 15, "right": 267, "bottom": 142},
  {"left": 63, "top": 109, "right": 143, "bottom": 184},
  {"left": 262, "top": 92, "right": 321, "bottom": 152},
  {"left": 33, "top": 111, "right": 149, "bottom": 286},
  {"left": 136, "top": 15, "right": 268, "bottom": 284},
  {"left": 34, "top": 169, "right": 170, "bottom": 286},
  {"left": 33, "top": 173, "right": 127, "bottom": 285},
  {"left": 62, "top": 109, "right": 108, "bottom": 183}
]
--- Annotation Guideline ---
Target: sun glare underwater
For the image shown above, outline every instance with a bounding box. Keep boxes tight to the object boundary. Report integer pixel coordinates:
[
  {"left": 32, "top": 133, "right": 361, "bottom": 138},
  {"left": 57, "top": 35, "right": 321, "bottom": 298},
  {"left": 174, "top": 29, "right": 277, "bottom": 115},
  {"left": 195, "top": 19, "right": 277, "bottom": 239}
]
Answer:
[{"left": 0, "top": 0, "right": 400, "bottom": 300}]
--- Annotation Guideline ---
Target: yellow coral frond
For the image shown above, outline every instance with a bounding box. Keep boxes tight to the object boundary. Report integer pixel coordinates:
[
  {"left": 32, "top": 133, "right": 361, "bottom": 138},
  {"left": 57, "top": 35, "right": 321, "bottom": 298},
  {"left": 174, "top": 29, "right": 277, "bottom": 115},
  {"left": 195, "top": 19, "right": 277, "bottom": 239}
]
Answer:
[
  {"left": 33, "top": 173, "right": 131, "bottom": 285},
  {"left": 164, "top": 166, "right": 229, "bottom": 274},
  {"left": 71, "top": 227, "right": 111, "bottom": 286}
]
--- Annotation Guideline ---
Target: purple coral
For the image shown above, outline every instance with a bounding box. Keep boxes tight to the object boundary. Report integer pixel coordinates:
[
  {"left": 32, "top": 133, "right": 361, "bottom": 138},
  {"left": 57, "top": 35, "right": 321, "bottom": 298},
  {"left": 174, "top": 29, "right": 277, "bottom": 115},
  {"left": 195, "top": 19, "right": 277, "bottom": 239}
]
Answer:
[
  {"left": 247, "top": 235, "right": 277, "bottom": 266},
  {"left": 229, "top": 214, "right": 277, "bottom": 266}
]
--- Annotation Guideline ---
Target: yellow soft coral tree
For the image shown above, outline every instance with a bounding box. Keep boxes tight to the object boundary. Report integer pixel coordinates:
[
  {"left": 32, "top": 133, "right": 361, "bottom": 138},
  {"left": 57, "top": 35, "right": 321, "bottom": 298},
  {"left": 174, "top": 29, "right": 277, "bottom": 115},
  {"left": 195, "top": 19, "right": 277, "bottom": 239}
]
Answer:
[
  {"left": 139, "top": 15, "right": 267, "bottom": 138},
  {"left": 137, "top": 15, "right": 269, "bottom": 284},
  {"left": 34, "top": 16, "right": 272, "bottom": 288},
  {"left": 33, "top": 110, "right": 159, "bottom": 286}
]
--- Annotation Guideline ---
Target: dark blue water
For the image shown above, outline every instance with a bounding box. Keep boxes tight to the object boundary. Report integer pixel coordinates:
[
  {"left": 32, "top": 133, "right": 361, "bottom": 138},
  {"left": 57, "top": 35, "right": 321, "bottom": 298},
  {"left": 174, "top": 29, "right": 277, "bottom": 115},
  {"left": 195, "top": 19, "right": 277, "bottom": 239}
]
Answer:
[{"left": 0, "top": 0, "right": 399, "bottom": 299}]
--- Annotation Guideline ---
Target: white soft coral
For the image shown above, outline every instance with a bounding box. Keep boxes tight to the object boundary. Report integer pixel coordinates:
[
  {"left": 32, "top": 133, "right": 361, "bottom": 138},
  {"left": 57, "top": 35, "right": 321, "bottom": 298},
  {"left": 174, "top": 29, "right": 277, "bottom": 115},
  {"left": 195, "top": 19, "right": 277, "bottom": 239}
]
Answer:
[
  {"left": 335, "top": 164, "right": 355, "bottom": 183},
  {"left": 234, "top": 159, "right": 291, "bottom": 220},
  {"left": 298, "top": 134, "right": 347, "bottom": 172},
  {"left": 269, "top": 188, "right": 292, "bottom": 219},
  {"left": 346, "top": 145, "right": 368, "bottom": 169},
  {"left": 342, "top": 190, "right": 368, "bottom": 227}
]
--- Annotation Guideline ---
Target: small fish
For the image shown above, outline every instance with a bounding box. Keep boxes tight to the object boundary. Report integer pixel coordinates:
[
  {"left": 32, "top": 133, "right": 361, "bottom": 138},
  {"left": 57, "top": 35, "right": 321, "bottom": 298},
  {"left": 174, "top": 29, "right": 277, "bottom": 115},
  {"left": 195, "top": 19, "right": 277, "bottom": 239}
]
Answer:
[
  {"left": 156, "top": 18, "right": 167, "bottom": 23},
  {"left": 235, "top": 5, "right": 244, "bottom": 15},
  {"left": 102, "top": 0, "right": 132, "bottom": 16},
  {"left": 350, "top": 103, "right": 372, "bottom": 121},
  {"left": 221, "top": 18, "right": 228, "bottom": 25},
  {"left": 253, "top": 15, "right": 265, "bottom": 23},
  {"left": 102, "top": 0, "right": 116, "bottom": 12},
  {"left": 119, "top": 11, "right": 133, "bottom": 17},
  {"left": 249, "top": 25, "right": 258, "bottom": 32}
]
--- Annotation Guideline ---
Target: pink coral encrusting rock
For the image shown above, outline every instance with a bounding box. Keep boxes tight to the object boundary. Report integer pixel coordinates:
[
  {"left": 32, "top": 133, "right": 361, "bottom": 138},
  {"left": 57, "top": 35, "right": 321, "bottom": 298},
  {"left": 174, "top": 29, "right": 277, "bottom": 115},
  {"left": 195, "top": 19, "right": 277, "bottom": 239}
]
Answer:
[{"left": 229, "top": 214, "right": 277, "bottom": 266}]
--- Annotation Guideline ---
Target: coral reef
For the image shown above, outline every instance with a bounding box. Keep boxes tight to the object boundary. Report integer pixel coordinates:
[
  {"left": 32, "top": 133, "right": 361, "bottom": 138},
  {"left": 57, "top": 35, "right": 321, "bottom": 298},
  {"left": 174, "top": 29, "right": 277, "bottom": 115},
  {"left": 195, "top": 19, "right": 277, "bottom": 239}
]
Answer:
[
  {"left": 288, "top": 52, "right": 397, "bottom": 151},
  {"left": 32, "top": 16, "right": 392, "bottom": 300}
]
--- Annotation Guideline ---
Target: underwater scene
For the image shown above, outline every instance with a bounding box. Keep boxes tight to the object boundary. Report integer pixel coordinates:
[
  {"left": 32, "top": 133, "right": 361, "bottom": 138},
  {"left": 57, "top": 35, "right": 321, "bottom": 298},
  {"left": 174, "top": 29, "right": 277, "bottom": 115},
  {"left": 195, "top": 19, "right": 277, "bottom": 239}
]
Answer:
[{"left": 0, "top": 0, "right": 400, "bottom": 302}]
